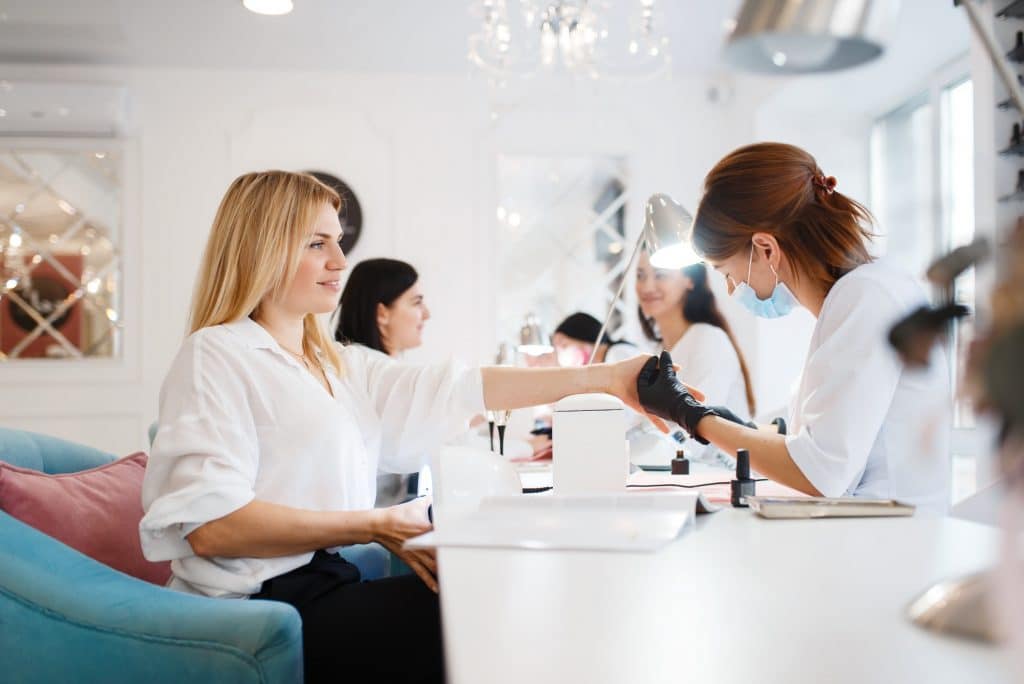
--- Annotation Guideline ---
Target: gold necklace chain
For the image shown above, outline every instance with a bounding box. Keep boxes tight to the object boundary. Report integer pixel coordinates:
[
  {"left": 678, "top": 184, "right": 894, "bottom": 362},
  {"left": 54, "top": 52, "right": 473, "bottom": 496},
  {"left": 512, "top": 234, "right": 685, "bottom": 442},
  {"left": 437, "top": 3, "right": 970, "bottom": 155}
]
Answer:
[{"left": 276, "top": 341, "right": 311, "bottom": 368}]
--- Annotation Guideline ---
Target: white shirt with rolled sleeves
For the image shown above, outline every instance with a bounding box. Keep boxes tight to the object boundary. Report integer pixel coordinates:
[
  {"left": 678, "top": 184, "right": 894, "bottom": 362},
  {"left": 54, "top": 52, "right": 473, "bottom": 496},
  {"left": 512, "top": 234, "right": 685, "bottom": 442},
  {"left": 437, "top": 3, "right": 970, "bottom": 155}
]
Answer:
[
  {"left": 669, "top": 323, "right": 750, "bottom": 423},
  {"left": 139, "top": 317, "right": 484, "bottom": 598},
  {"left": 784, "top": 260, "right": 951, "bottom": 512}
]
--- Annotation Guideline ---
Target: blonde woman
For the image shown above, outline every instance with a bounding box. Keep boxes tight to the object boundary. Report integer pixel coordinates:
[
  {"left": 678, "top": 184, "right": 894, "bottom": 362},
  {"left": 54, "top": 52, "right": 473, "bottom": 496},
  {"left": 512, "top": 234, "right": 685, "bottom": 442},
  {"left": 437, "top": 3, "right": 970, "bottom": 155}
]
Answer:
[{"left": 139, "top": 171, "right": 665, "bottom": 684}]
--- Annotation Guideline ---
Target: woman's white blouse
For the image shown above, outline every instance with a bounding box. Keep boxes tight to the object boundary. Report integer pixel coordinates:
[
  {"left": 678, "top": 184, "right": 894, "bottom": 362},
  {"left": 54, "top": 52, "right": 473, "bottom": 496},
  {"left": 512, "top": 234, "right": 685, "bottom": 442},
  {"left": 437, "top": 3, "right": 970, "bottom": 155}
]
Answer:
[
  {"left": 139, "top": 317, "right": 484, "bottom": 597},
  {"left": 669, "top": 323, "right": 750, "bottom": 423},
  {"left": 785, "top": 261, "right": 951, "bottom": 511}
]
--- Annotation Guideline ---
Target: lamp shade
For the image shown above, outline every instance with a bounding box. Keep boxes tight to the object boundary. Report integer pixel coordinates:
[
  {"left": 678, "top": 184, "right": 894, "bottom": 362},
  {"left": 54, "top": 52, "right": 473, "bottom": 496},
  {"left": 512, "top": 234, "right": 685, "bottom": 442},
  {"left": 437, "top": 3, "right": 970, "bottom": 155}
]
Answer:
[
  {"left": 724, "top": 0, "right": 898, "bottom": 74},
  {"left": 517, "top": 313, "right": 553, "bottom": 356},
  {"left": 642, "top": 193, "right": 700, "bottom": 269}
]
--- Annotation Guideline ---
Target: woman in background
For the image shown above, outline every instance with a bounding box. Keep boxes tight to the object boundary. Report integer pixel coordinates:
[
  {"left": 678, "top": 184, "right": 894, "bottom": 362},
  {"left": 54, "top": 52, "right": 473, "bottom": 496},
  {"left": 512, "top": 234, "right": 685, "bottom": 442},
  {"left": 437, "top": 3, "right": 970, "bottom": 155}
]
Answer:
[
  {"left": 636, "top": 256, "right": 757, "bottom": 452},
  {"left": 551, "top": 311, "right": 641, "bottom": 366},
  {"left": 336, "top": 258, "right": 430, "bottom": 505},
  {"left": 336, "top": 258, "right": 430, "bottom": 358}
]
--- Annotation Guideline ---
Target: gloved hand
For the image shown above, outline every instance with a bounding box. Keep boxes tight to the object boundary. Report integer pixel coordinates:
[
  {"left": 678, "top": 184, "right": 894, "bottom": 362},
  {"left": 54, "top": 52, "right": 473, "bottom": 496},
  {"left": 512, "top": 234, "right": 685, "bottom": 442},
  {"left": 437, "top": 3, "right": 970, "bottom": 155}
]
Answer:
[
  {"left": 637, "top": 351, "right": 718, "bottom": 444},
  {"left": 709, "top": 405, "right": 756, "bottom": 430}
]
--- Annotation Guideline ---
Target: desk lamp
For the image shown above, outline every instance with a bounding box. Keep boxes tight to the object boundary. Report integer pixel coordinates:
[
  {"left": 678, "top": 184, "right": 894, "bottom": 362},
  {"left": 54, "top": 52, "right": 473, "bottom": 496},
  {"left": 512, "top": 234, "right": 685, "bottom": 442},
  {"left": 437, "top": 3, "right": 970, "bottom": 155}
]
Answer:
[
  {"left": 517, "top": 313, "right": 553, "bottom": 357},
  {"left": 588, "top": 193, "right": 700, "bottom": 365}
]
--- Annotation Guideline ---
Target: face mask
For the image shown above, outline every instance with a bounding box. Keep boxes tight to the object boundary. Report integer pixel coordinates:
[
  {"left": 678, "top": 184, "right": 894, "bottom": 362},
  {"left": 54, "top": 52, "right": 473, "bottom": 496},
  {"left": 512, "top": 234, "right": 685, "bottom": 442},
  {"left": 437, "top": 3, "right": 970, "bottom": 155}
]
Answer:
[
  {"left": 732, "top": 245, "right": 798, "bottom": 319},
  {"left": 556, "top": 346, "right": 590, "bottom": 367}
]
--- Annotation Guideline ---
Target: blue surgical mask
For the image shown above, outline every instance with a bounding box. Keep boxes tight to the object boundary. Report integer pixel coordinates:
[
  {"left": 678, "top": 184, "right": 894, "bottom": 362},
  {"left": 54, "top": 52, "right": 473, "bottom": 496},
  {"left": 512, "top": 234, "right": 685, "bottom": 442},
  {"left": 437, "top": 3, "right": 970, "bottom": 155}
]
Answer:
[{"left": 731, "top": 245, "right": 798, "bottom": 319}]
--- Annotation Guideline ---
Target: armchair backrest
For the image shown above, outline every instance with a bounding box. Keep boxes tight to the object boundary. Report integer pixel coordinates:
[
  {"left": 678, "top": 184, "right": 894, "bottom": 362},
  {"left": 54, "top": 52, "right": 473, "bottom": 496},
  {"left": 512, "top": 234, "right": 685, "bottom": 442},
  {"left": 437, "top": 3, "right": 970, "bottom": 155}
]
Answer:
[{"left": 0, "top": 428, "right": 114, "bottom": 474}]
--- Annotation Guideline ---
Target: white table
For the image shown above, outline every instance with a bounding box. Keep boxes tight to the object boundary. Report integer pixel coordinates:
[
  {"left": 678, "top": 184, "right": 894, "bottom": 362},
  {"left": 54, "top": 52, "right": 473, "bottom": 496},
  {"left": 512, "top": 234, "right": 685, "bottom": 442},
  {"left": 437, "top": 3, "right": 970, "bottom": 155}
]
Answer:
[{"left": 437, "top": 508, "right": 1010, "bottom": 683}]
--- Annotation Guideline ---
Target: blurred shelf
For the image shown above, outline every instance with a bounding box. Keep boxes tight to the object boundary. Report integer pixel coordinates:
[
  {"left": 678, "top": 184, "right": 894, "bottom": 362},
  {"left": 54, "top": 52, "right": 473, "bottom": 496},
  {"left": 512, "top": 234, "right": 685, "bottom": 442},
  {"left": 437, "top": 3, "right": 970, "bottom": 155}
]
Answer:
[
  {"left": 999, "top": 142, "right": 1024, "bottom": 156},
  {"left": 997, "top": 0, "right": 1024, "bottom": 19}
]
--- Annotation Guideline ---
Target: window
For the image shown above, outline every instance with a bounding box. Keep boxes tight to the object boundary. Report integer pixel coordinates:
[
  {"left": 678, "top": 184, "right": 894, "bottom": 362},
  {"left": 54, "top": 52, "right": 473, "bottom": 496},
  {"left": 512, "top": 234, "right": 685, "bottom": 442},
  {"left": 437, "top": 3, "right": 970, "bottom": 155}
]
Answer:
[{"left": 869, "top": 67, "right": 978, "bottom": 503}]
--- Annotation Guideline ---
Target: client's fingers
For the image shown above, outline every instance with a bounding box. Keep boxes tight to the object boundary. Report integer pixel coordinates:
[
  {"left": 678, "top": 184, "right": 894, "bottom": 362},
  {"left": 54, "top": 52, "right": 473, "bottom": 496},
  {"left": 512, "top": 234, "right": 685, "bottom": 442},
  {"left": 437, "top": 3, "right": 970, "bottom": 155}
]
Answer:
[
  {"left": 644, "top": 410, "right": 670, "bottom": 434},
  {"left": 409, "top": 558, "right": 439, "bottom": 593},
  {"left": 684, "top": 383, "right": 706, "bottom": 402}
]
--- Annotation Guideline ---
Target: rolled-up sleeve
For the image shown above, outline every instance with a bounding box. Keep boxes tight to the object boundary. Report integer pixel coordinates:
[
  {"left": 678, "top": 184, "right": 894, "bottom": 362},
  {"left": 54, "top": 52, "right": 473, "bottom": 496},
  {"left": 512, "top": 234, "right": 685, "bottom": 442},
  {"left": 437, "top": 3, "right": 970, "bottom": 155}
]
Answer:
[
  {"left": 785, "top": 284, "right": 904, "bottom": 497},
  {"left": 140, "top": 334, "right": 259, "bottom": 561},
  {"left": 342, "top": 345, "right": 485, "bottom": 474}
]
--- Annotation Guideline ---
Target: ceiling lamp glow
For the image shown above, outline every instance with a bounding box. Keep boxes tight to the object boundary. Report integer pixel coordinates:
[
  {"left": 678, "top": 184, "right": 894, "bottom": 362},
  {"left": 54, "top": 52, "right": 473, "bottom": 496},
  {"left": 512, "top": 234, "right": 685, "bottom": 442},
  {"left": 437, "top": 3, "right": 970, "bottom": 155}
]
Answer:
[
  {"left": 724, "top": 0, "right": 899, "bottom": 74},
  {"left": 469, "top": 1, "right": 670, "bottom": 82},
  {"left": 243, "top": 0, "right": 294, "bottom": 16}
]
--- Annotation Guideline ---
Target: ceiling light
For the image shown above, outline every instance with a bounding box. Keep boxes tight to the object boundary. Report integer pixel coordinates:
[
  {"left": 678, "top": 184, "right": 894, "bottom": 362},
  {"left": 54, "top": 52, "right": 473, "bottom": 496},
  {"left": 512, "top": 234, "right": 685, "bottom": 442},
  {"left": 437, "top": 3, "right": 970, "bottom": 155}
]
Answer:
[
  {"left": 469, "top": 1, "right": 670, "bottom": 82},
  {"left": 242, "top": 0, "right": 293, "bottom": 16},
  {"left": 724, "top": 0, "right": 898, "bottom": 74}
]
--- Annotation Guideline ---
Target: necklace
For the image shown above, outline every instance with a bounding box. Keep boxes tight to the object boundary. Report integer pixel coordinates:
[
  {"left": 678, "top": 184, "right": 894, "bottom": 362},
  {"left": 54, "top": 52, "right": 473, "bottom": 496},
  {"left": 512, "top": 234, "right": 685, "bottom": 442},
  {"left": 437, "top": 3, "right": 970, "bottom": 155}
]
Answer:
[
  {"left": 275, "top": 341, "right": 311, "bottom": 368},
  {"left": 285, "top": 348, "right": 307, "bottom": 363},
  {"left": 276, "top": 338, "right": 334, "bottom": 398}
]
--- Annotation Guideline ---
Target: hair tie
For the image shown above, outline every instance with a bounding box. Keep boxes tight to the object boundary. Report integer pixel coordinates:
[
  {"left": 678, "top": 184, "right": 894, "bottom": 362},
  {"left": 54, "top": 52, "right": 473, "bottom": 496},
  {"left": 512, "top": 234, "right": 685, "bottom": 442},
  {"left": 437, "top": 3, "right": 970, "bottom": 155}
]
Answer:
[{"left": 813, "top": 174, "right": 837, "bottom": 195}]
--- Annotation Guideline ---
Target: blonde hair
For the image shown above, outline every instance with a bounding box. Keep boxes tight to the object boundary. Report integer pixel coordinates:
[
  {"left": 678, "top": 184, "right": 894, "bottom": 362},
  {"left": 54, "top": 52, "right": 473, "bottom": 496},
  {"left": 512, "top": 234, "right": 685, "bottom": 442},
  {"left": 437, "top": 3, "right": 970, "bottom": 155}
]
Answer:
[{"left": 190, "top": 170, "right": 344, "bottom": 375}]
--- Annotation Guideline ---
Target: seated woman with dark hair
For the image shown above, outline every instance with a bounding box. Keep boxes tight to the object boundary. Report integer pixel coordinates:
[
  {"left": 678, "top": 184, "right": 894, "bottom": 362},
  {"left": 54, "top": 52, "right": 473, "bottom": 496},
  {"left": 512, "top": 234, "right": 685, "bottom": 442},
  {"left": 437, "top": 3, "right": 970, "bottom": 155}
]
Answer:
[
  {"left": 336, "top": 258, "right": 431, "bottom": 506},
  {"left": 336, "top": 258, "right": 428, "bottom": 357},
  {"left": 551, "top": 312, "right": 642, "bottom": 366}
]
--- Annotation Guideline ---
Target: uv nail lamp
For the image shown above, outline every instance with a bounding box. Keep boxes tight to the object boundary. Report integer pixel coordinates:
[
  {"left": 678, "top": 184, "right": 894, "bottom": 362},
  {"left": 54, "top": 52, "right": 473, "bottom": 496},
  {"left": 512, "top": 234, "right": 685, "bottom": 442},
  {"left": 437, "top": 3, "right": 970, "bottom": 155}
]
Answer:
[{"left": 552, "top": 393, "right": 628, "bottom": 494}]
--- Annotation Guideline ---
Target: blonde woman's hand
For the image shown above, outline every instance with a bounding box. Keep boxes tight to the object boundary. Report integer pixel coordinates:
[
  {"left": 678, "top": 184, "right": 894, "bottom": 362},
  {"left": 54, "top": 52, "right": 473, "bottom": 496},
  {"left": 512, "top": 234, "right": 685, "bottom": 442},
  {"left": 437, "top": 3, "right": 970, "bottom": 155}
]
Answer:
[
  {"left": 372, "top": 496, "right": 438, "bottom": 592},
  {"left": 607, "top": 354, "right": 705, "bottom": 433}
]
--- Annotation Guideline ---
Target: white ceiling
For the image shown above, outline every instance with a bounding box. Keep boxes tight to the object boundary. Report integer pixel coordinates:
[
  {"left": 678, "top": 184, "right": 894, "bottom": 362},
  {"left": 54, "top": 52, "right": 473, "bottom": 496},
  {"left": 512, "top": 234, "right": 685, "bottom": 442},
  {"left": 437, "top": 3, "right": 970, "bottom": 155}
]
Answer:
[{"left": 0, "top": 0, "right": 740, "bottom": 75}]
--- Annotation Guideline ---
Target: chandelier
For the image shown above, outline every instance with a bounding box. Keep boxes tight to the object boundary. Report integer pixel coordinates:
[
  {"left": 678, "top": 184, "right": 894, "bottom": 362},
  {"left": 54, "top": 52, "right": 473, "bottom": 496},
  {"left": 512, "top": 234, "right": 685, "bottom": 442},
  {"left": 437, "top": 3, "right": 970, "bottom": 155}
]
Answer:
[{"left": 468, "top": 1, "right": 670, "bottom": 81}]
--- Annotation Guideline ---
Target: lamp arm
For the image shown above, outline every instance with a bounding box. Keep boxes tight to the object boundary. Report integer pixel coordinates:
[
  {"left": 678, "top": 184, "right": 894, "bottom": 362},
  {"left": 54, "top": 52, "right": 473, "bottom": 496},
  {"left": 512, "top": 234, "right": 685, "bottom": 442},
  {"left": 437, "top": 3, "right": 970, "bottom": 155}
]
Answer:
[{"left": 587, "top": 232, "right": 645, "bottom": 366}]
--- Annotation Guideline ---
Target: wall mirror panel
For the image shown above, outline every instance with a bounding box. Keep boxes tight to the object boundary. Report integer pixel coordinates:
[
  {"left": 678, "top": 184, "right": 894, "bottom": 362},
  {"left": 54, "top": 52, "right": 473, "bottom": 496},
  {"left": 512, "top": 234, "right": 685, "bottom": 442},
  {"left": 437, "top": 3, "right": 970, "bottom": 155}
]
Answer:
[
  {"left": 0, "top": 145, "right": 122, "bottom": 360},
  {"left": 496, "top": 154, "right": 630, "bottom": 353}
]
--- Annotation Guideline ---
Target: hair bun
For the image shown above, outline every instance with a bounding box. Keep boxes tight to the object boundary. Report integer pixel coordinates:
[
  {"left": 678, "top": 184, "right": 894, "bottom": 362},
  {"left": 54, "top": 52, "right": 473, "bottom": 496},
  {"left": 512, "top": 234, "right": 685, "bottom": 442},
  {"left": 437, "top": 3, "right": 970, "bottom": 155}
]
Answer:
[{"left": 813, "top": 173, "right": 837, "bottom": 195}]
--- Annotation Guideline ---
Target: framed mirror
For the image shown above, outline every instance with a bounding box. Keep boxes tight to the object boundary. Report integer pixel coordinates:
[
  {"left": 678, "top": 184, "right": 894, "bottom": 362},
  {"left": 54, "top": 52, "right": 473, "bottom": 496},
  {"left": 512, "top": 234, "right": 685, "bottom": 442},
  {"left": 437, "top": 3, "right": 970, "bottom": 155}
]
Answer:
[
  {"left": 0, "top": 145, "right": 122, "bottom": 360},
  {"left": 495, "top": 155, "right": 630, "bottom": 349}
]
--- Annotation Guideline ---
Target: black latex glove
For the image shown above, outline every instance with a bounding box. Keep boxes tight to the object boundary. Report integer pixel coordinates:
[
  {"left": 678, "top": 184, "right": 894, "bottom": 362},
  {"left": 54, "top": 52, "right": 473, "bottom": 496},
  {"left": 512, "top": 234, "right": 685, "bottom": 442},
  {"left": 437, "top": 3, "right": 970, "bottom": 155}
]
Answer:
[
  {"left": 709, "top": 405, "right": 756, "bottom": 430},
  {"left": 637, "top": 351, "right": 718, "bottom": 444}
]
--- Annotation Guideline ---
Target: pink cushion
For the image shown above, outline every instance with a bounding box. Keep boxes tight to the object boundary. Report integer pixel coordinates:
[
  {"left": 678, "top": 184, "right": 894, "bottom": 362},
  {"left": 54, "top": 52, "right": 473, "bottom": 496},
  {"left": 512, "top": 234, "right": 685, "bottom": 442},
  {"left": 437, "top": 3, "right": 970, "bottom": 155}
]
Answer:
[{"left": 0, "top": 452, "right": 172, "bottom": 585}]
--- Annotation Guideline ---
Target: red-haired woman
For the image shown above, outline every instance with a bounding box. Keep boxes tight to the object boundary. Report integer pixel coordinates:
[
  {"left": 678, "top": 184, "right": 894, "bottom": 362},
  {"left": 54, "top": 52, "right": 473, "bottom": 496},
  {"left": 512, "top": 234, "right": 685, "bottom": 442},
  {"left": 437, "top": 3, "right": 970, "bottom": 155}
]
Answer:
[{"left": 638, "top": 143, "right": 951, "bottom": 511}]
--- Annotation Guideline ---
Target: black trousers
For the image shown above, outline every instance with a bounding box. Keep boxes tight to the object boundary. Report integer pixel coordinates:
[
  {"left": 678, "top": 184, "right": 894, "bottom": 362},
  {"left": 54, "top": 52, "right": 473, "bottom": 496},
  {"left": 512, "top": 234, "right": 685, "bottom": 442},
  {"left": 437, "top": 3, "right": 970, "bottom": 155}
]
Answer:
[{"left": 252, "top": 550, "right": 445, "bottom": 684}]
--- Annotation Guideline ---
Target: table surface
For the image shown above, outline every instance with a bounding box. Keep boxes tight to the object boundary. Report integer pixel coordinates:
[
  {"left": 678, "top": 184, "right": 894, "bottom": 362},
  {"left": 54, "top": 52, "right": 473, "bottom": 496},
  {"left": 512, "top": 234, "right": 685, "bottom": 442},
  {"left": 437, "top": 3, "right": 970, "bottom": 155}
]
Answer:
[{"left": 437, "top": 503, "right": 1010, "bottom": 684}]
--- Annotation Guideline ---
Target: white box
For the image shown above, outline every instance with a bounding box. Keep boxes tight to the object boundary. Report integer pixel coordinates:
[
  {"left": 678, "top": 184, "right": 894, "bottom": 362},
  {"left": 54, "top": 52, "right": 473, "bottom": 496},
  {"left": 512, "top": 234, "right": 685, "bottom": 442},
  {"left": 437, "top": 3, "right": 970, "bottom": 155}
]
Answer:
[{"left": 552, "top": 393, "right": 627, "bottom": 494}]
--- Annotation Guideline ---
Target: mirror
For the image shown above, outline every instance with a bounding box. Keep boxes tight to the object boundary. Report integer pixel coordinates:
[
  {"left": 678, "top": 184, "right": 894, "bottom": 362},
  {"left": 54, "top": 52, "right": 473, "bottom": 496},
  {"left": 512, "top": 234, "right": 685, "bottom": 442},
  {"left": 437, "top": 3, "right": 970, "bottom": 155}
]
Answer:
[
  {"left": 496, "top": 155, "right": 630, "bottom": 351},
  {"left": 0, "top": 146, "right": 122, "bottom": 360}
]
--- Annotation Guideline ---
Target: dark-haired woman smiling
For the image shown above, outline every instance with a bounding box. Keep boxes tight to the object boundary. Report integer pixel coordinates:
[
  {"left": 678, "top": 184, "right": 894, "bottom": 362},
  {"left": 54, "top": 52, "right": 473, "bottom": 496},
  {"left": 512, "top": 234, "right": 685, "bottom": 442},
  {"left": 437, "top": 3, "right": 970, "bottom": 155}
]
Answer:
[
  {"left": 336, "top": 258, "right": 430, "bottom": 357},
  {"left": 336, "top": 258, "right": 431, "bottom": 505},
  {"left": 636, "top": 255, "right": 756, "bottom": 425}
]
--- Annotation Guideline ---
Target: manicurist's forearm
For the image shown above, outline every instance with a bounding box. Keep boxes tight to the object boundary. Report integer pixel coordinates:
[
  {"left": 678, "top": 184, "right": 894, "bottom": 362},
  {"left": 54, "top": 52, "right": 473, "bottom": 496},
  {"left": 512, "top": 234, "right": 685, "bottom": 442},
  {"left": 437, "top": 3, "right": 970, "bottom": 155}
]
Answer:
[
  {"left": 695, "top": 416, "right": 822, "bottom": 496},
  {"left": 187, "top": 499, "right": 382, "bottom": 558}
]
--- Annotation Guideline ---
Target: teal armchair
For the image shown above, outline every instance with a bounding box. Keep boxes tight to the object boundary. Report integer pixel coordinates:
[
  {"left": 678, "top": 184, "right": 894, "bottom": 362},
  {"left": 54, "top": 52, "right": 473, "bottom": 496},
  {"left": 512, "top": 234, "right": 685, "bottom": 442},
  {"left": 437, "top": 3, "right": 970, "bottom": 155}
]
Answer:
[{"left": 0, "top": 428, "right": 393, "bottom": 683}]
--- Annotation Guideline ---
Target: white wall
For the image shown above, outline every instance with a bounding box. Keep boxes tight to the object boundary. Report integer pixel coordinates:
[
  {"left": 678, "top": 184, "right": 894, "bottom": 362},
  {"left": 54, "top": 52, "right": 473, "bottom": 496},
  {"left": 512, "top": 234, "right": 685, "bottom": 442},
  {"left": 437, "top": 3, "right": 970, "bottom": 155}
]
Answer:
[{"left": 0, "top": 64, "right": 758, "bottom": 453}]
